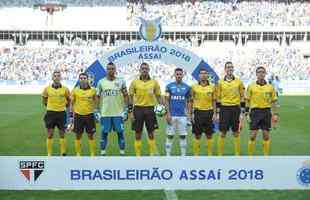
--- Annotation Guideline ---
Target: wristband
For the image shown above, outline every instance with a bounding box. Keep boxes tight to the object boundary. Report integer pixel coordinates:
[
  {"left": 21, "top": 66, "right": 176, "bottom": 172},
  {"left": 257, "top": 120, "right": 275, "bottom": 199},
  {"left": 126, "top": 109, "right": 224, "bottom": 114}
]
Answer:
[{"left": 128, "top": 104, "right": 133, "bottom": 113}]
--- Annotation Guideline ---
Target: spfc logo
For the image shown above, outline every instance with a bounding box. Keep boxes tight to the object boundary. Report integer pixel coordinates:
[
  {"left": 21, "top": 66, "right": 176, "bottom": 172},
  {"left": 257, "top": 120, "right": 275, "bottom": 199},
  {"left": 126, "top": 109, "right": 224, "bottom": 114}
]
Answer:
[
  {"left": 139, "top": 17, "right": 162, "bottom": 42},
  {"left": 20, "top": 161, "right": 45, "bottom": 182}
]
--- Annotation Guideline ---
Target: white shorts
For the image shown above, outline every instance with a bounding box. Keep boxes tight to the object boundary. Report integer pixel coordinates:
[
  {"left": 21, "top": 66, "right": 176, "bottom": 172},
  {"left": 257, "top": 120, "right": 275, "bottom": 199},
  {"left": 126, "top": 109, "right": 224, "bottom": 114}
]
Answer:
[{"left": 166, "top": 116, "right": 188, "bottom": 136}]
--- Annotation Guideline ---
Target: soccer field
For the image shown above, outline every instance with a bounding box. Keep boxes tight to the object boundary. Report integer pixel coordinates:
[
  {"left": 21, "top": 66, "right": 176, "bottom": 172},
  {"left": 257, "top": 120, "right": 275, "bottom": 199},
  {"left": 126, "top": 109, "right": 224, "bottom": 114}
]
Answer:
[{"left": 0, "top": 95, "right": 309, "bottom": 199}]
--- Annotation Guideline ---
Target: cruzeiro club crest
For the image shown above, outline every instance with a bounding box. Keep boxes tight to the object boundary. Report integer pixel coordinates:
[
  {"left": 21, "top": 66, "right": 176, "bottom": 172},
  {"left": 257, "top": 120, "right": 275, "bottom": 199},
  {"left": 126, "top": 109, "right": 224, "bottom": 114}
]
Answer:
[
  {"left": 139, "top": 17, "right": 162, "bottom": 42},
  {"left": 296, "top": 160, "right": 310, "bottom": 187}
]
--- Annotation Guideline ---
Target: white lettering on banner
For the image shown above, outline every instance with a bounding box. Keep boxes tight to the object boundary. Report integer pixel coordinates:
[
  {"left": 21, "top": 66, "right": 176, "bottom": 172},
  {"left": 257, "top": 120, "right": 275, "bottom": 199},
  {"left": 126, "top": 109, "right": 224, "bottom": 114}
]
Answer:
[
  {"left": 101, "top": 41, "right": 202, "bottom": 74},
  {"left": 0, "top": 156, "right": 310, "bottom": 190}
]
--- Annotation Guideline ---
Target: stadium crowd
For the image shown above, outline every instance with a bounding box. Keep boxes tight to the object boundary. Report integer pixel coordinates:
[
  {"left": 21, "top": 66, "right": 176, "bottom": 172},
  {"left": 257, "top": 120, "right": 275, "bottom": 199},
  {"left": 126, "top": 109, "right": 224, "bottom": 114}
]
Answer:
[
  {"left": 0, "top": 47, "right": 104, "bottom": 83},
  {"left": 0, "top": 0, "right": 126, "bottom": 7},
  {"left": 0, "top": 44, "right": 309, "bottom": 84},
  {"left": 128, "top": 1, "right": 310, "bottom": 26}
]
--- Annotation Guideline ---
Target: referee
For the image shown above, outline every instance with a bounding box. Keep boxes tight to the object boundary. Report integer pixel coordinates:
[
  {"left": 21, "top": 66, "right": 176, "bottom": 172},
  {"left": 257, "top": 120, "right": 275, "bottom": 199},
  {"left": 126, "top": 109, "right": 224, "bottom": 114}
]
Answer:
[
  {"left": 189, "top": 68, "right": 217, "bottom": 156},
  {"left": 71, "top": 72, "right": 97, "bottom": 156},
  {"left": 129, "top": 62, "right": 162, "bottom": 156},
  {"left": 216, "top": 62, "right": 245, "bottom": 156},
  {"left": 245, "top": 66, "right": 279, "bottom": 156},
  {"left": 42, "top": 70, "right": 70, "bottom": 156}
]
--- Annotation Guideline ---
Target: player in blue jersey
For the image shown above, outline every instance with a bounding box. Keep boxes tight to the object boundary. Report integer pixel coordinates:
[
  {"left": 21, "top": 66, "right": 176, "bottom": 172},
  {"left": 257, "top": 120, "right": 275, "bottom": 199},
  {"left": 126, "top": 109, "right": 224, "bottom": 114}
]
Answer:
[{"left": 164, "top": 68, "right": 191, "bottom": 156}]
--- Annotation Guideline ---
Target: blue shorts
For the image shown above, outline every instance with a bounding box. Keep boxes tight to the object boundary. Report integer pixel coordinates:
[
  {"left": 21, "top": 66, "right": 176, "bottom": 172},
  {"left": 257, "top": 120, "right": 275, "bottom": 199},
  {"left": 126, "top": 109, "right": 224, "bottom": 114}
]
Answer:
[{"left": 100, "top": 117, "right": 124, "bottom": 133}]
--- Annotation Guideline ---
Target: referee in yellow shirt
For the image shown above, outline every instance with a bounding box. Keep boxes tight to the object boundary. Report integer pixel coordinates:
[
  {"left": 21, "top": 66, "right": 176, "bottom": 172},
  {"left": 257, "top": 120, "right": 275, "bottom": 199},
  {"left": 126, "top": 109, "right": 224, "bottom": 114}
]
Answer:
[
  {"left": 129, "top": 62, "right": 162, "bottom": 156},
  {"left": 245, "top": 66, "right": 279, "bottom": 156},
  {"left": 42, "top": 70, "right": 70, "bottom": 156},
  {"left": 70, "top": 72, "right": 97, "bottom": 156},
  {"left": 189, "top": 68, "right": 217, "bottom": 156},
  {"left": 216, "top": 62, "right": 245, "bottom": 156}
]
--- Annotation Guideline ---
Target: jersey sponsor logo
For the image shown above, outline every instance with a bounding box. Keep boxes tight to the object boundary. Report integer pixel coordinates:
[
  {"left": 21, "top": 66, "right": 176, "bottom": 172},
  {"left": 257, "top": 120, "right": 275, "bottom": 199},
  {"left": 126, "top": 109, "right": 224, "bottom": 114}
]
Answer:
[
  {"left": 19, "top": 161, "right": 45, "bottom": 182},
  {"left": 171, "top": 95, "right": 186, "bottom": 100},
  {"left": 102, "top": 89, "right": 119, "bottom": 96}
]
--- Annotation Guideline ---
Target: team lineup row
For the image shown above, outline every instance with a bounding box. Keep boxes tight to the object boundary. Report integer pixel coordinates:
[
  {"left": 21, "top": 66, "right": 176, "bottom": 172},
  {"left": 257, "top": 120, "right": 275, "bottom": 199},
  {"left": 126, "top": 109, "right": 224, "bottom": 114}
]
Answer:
[{"left": 42, "top": 62, "right": 279, "bottom": 157}]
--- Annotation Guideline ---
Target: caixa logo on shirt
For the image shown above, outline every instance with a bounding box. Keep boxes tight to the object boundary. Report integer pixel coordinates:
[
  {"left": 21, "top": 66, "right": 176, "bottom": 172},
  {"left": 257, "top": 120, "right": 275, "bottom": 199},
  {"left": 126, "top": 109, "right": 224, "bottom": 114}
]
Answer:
[
  {"left": 20, "top": 161, "right": 45, "bottom": 182},
  {"left": 171, "top": 95, "right": 185, "bottom": 100}
]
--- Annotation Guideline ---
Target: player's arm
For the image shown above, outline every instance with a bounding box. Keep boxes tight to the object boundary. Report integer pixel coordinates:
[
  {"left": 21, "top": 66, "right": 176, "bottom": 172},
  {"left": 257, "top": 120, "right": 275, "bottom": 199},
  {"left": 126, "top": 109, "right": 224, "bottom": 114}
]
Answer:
[
  {"left": 245, "top": 85, "right": 251, "bottom": 115},
  {"left": 95, "top": 81, "right": 102, "bottom": 110},
  {"left": 70, "top": 88, "right": 76, "bottom": 114},
  {"left": 164, "top": 86, "right": 170, "bottom": 114},
  {"left": 42, "top": 87, "right": 48, "bottom": 107},
  {"left": 128, "top": 81, "right": 135, "bottom": 116},
  {"left": 164, "top": 86, "right": 171, "bottom": 124},
  {"left": 154, "top": 81, "right": 163, "bottom": 105},
  {"left": 121, "top": 80, "right": 129, "bottom": 107},
  {"left": 215, "top": 83, "right": 221, "bottom": 117},
  {"left": 212, "top": 86, "right": 217, "bottom": 121},
  {"left": 65, "top": 88, "right": 71, "bottom": 108},
  {"left": 240, "top": 80, "right": 246, "bottom": 113},
  {"left": 270, "top": 86, "right": 280, "bottom": 128},
  {"left": 271, "top": 86, "right": 279, "bottom": 115},
  {"left": 188, "top": 88, "right": 194, "bottom": 122}
]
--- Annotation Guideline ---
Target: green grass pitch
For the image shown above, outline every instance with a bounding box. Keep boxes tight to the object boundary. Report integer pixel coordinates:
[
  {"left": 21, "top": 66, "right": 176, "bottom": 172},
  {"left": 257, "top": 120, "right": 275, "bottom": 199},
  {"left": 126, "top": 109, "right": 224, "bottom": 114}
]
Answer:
[{"left": 0, "top": 95, "right": 309, "bottom": 199}]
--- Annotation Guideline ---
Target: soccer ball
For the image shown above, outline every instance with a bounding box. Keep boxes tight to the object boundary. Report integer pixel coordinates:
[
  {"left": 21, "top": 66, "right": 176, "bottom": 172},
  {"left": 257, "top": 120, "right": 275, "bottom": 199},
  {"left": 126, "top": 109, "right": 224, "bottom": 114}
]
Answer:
[{"left": 154, "top": 104, "right": 167, "bottom": 117}]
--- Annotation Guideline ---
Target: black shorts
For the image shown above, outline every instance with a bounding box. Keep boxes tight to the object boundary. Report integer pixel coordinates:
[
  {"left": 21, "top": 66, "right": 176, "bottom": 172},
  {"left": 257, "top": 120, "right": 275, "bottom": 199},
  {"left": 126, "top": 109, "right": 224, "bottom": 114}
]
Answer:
[
  {"left": 44, "top": 111, "right": 66, "bottom": 130},
  {"left": 132, "top": 106, "right": 158, "bottom": 133},
  {"left": 249, "top": 108, "right": 272, "bottom": 131},
  {"left": 219, "top": 105, "right": 241, "bottom": 132},
  {"left": 192, "top": 109, "right": 214, "bottom": 136},
  {"left": 73, "top": 113, "right": 96, "bottom": 134}
]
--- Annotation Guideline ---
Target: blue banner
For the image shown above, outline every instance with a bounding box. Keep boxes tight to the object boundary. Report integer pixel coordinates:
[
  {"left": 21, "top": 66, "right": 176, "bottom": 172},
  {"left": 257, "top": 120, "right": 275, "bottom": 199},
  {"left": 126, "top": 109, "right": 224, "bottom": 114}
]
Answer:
[
  {"left": 76, "top": 60, "right": 106, "bottom": 87},
  {"left": 191, "top": 60, "right": 219, "bottom": 84}
]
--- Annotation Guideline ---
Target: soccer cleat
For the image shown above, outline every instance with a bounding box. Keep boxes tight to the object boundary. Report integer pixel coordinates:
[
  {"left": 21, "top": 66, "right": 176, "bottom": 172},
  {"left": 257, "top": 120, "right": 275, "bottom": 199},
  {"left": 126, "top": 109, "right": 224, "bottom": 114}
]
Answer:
[
  {"left": 120, "top": 150, "right": 125, "bottom": 156},
  {"left": 100, "top": 150, "right": 106, "bottom": 156}
]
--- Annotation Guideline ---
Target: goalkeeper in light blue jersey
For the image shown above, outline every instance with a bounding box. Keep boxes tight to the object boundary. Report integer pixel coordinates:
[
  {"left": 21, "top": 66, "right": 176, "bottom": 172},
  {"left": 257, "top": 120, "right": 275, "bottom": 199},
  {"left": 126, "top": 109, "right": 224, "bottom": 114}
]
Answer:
[{"left": 96, "top": 62, "right": 129, "bottom": 156}]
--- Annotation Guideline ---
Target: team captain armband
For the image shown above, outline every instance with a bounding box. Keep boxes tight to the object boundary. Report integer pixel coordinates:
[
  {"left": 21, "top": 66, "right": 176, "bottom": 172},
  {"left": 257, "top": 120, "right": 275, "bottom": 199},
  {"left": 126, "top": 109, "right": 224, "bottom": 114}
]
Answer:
[{"left": 128, "top": 104, "right": 133, "bottom": 113}]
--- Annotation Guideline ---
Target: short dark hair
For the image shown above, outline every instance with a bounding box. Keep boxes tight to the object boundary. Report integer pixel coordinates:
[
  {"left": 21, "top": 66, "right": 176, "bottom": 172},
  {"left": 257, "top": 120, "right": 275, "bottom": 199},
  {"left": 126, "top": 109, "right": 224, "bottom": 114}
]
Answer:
[
  {"left": 140, "top": 62, "right": 149, "bottom": 68},
  {"left": 256, "top": 66, "right": 266, "bottom": 73},
  {"left": 52, "top": 70, "right": 61, "bottom": 77},
  {"left": 199, "top": 68, "right": 207, "bottom": 73},
  {"left": 175, "top": 68, "right": 183, "bottom": 72},
  {"left": 225, "top": 61, "right": 233, "bottom": 68},
  {"left": 107, "top": 62, "right": 115, "bottom": 66},
  {"left": 79, "top": 72, "right": 88, "bottom": 79}
]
